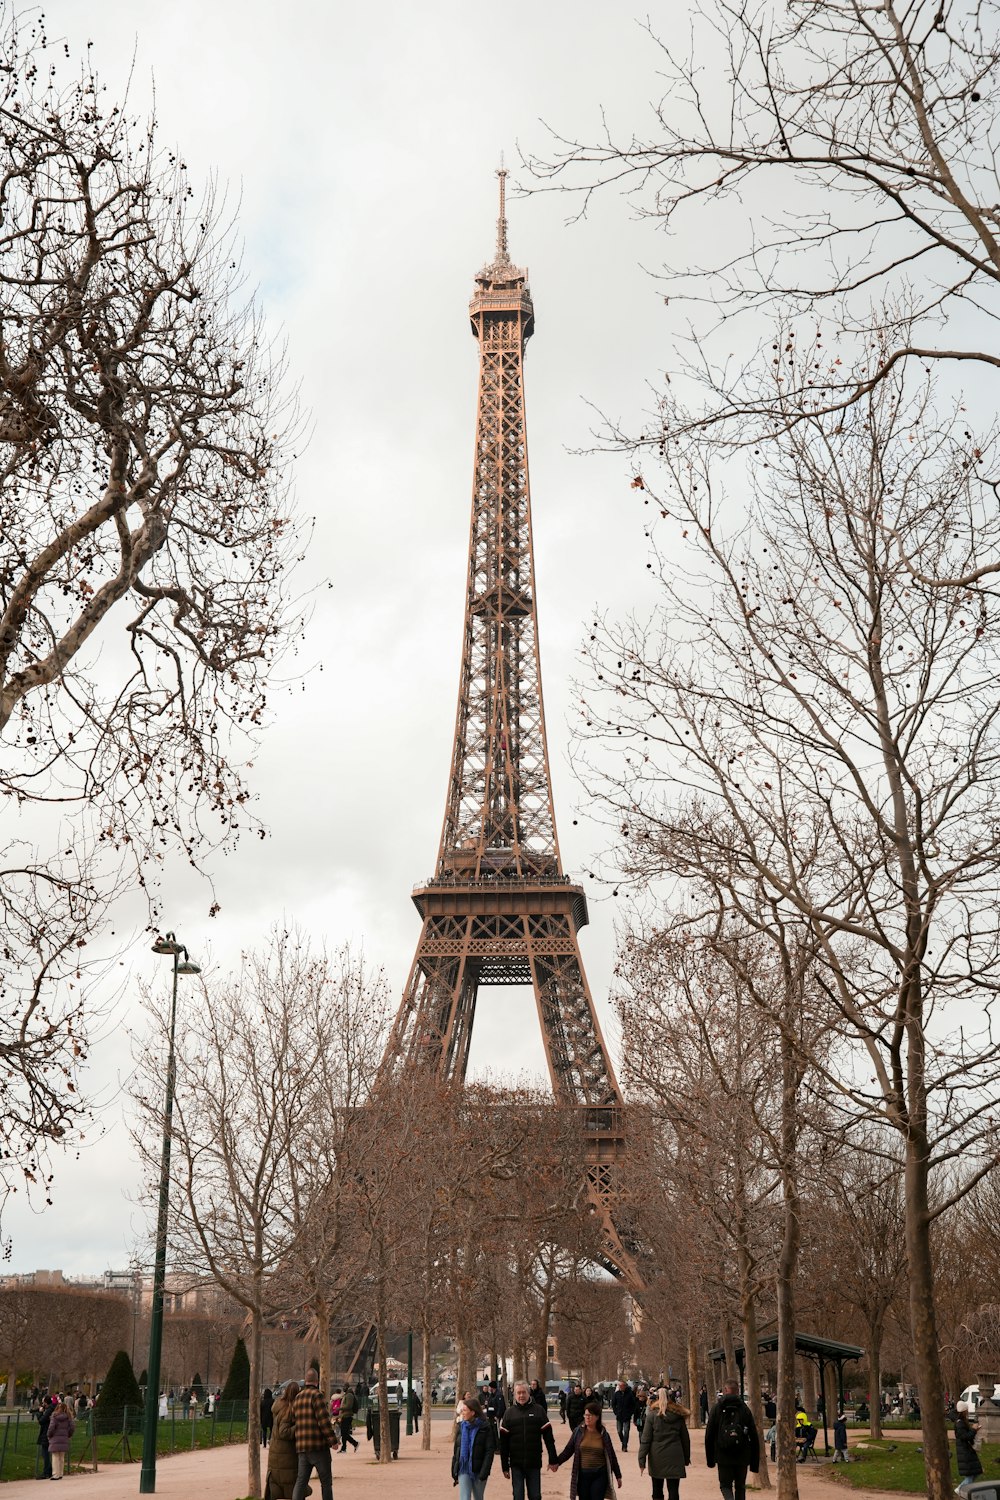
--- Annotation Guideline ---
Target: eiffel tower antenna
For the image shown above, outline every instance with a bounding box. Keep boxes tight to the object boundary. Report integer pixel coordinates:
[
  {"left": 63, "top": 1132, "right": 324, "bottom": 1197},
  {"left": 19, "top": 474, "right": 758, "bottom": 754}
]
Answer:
[
  {"left": 496, "top": 158, "right": 509, "bottom": 263},
  {"left": 381, "top": 174, "right": 633, "bottom": 1279}
]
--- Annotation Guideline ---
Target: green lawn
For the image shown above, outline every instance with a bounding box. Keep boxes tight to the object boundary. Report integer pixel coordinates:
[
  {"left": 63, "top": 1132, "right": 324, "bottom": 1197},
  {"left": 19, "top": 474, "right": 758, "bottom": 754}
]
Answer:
[
  {"left": 0, "top": 1408, "right": 248, "bottom": 1483},
  {"left": 828, "top": 1438, "right": 1000, "bottom": 1492}
]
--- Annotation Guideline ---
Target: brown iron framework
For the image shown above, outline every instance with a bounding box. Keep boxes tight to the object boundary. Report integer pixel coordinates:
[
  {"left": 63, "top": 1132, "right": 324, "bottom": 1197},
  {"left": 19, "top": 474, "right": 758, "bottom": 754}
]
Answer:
[{"left": 383, "top": 173, "right": 632, "bottom": 1278}]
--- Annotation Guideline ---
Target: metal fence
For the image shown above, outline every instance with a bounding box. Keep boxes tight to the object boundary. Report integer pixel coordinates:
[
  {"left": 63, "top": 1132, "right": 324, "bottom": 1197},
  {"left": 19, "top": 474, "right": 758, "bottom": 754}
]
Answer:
[{"left": 0, "top": 1401, "right": 249, "bottom": 1481}]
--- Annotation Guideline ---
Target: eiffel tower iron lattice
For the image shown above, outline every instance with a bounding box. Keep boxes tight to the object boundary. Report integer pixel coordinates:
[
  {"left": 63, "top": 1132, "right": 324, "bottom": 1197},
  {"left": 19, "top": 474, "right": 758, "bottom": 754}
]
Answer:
[{"left": 382, "top": 171, "right": 634, "bottom": 1281}]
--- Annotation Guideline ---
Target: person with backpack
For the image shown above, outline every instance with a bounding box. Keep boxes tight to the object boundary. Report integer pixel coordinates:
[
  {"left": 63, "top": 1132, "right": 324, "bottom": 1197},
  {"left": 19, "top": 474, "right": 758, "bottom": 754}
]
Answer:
[{"left": 705, "top": 1379, "right": 760, "bottom": 1500}]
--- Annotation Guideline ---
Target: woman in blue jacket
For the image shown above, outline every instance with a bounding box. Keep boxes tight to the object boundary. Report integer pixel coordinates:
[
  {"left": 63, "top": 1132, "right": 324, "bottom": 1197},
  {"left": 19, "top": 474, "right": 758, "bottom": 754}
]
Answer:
[{"left": 452, "top": 1397, "right": 496, "bottom": 1500}]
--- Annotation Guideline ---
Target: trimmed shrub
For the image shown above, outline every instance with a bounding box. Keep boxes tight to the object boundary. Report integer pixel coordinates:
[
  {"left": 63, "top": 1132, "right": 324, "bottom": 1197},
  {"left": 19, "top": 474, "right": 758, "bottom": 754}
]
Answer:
[
  {"left": 93, "top": 1350, "right": 143, "bottom": 1434},
  {"left": 221, "top": 1338, "right": 250, "bottom": 1402}
]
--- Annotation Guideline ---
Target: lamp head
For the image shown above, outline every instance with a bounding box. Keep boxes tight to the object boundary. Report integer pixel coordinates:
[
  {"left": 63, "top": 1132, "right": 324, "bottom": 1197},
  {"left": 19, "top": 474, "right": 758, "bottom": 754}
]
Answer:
[
  {"left": 177, "top": 960, "right": 201, "bottom": 976},
  {"left": 151, "top": 932, "right": 182, "bottom": 956}
]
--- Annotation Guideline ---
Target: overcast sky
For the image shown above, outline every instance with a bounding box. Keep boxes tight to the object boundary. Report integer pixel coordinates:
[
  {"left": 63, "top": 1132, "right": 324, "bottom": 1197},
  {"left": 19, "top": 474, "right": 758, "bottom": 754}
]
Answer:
[{"left": 5, "top": 1, "right": 683, "bottom": 1273}]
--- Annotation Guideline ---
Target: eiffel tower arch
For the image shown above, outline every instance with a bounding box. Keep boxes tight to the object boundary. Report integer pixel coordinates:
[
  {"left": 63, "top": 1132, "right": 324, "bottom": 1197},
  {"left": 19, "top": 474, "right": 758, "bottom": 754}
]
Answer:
[{"left": 378, "top": 173, "right": 634, "bottom": 1283}]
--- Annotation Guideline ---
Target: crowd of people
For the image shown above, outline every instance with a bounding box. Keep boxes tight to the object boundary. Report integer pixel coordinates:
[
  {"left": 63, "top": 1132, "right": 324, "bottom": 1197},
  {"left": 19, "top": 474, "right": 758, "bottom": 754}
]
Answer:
[
  {"left": 253, "top": 1363, "right": 986, "bottom": 1500},
  {"left": 155, "top": 1384, "right": 223, "bottom": 1418},
  {"left": 446, "top": 1374, "right": 761, "bottom": 1500}
]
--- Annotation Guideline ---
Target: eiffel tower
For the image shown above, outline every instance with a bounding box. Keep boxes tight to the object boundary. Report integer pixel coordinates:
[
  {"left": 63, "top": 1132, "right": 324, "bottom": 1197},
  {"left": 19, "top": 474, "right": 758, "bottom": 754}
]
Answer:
[{"left": 382, "top": 171, "right": 631, "bottom": 1279}]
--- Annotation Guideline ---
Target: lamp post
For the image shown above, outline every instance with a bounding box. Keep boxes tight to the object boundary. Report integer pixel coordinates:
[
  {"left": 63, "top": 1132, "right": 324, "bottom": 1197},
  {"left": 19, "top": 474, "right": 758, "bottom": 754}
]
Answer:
[{"left": 139, "top": 931, "right": 200, "bottom": 1495}]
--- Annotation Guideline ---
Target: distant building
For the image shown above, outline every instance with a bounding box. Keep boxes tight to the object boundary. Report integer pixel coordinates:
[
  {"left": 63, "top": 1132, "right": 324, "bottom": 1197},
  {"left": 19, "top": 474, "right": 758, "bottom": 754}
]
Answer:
[{"left": 0, "top": 1266, "right": 235, "bottom": 1316}]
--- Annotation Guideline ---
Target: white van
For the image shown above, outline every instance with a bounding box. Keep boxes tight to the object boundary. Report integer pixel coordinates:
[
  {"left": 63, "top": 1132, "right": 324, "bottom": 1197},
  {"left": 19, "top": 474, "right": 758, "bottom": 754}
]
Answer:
[{"left": 959, "top": 1383, "right": 1000, "bottom": 1411}]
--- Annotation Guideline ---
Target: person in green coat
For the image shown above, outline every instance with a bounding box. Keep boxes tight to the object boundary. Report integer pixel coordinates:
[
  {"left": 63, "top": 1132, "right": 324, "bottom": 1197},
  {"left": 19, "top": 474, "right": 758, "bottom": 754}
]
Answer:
[
  {"left": 265, "top": 1383, "right": 310, "bottom": 1500},
  {"left": 639, "top": 1388, "right": 691, "bottom": 1500}
]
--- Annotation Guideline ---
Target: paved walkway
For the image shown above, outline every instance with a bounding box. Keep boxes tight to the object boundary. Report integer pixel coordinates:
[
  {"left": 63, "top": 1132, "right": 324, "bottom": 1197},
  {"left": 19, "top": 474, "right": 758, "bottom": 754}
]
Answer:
[{"left": 0, "top": 1422, "right": 909, "bottom": 1500}]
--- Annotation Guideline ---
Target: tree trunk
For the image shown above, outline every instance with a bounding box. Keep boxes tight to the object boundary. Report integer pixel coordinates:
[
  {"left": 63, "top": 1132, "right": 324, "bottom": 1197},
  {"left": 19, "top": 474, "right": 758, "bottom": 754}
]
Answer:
[
  {"left": 457, "top": 1330, "right": 470, "bottom": 1402},
  {"left": 867, "top": 1310, "right": 884, "bottom": 1440},
  {"left": 775, "top": 1031, "right": 801, "bottom": 1500},
  {"left": 375, "top": 1251, "right": 392, "bottom": 1466},
  {"left": 536, "top": 1286, "right": 553, "bottom": 1384},
  {"left": 421, "top": 1311, "right": 433, "bottom": 1451},
  {"left": 687, "top": 1330, "right": 701, "bottom": 1428},
  {"left": 723, "top": 1320, "right": 738, "bottom": 1383},
  {"left": 246, "top": 1307, "right": 263, "bottom": 1500},
  {"left": 4, "top": 1366, "right": 14, "bottom": 1409},
  {"left": 905, "top": 1132, "right": 950, "bottom": 1500},
  {"left": 315, "top": 1299, "right": 330, "bottom": 1404},
  {"left": 737, "top": 1240, "right": 771, "bottom": 1490}
]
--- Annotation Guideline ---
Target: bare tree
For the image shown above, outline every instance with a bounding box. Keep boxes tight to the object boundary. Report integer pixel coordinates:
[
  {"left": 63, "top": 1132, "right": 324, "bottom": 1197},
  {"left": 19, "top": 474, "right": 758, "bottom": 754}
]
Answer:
[
  {"left": 131, "top": 932, "right": 378, "bottom": 1499},
  {"left": 808, "top": 1128, "right": 908, "bottom": 1438},
  {"left": 0, "top": 7, "right": 307, "bottom": 1230},
  {"left": 619, "top": 925, "right": 822, "bottom": 1492},
  {"left": 574, "top": 353, "right": 1000, "bottom": 1500},
  {"left": 279, "top": 947, "right": 390, "bottom": 1397},
  {"left": 552, "top": 1277, "right": 631, "bottom": 1383},
  {"left": 529, "top": 0, "right": 1000, "bottom": 430}
]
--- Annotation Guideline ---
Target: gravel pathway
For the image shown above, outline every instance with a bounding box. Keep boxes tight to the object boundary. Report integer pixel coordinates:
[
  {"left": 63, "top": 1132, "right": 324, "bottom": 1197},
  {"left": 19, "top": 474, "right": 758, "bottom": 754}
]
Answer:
[{"left": 0, "top": 1419, "right": 911, "bottom": 1500}]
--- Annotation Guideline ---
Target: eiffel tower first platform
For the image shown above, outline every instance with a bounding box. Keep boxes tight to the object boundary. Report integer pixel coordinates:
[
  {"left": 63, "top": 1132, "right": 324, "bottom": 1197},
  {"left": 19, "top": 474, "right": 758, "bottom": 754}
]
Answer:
[{"left": 382, "top": 172, "right": 633, "bottom": 1280}]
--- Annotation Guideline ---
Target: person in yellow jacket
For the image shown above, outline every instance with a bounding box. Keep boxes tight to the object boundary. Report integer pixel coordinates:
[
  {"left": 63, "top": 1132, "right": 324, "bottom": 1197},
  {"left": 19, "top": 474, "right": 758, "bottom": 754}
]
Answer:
[{"left": 794, "top": 1404, "right": 816, "bottom": 1462}]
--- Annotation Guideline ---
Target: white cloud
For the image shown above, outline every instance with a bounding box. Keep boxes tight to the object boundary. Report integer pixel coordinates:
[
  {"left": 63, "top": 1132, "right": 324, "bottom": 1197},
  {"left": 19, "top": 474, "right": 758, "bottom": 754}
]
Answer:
[{"left": 5, "top": 0, "right": 671, "bottom": 1272}]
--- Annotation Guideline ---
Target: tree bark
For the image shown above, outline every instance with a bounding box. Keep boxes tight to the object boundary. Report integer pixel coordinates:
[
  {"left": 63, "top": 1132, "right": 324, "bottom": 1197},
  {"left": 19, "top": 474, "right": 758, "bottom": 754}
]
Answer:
[
  {"left": 375, "top": 1245, "right": 392, "bottom": 1465},
  {"left": 905, "top": 1134, "right": 950, "bottom": 1500},
  {"left": 687, "top": 1330, "right": 701, "bottom": 1428},
  {"left": 421, "top": 1310, "right": 433, "bottom": 1451},
  {"left": 723, "top": 1321, "right": 738, "bottom": 1383},
  {"left": 536, "top": 1280, "right": 553, "bottom": 1384},
  {"left": 775, "top": 1030, "right": 801, "bottom": 1500},
  {"left": 247, "top": 1306, "right": 263, "bottom": 1500},
  {"left": 315, "top": 1299, "right": 330, "bottom": 1407},
  {"left": 737, "top": 1239, "right": 771, "bottom": 1490},
  {"left": 867, "top": 1310, "right": 884, "bottom": 1440}
]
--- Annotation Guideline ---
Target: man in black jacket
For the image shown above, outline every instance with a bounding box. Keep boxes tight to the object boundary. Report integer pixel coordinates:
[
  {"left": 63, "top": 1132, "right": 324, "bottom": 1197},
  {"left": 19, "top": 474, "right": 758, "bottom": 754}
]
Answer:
[
  {"left": 566, "top": 1382, "right": 587, "bottom": 1429},
  {"left": 705, "top": 1378, "right": 760, "bottom": 1500},
  {"left": 610, "top": 1380, "right": 637, "bottom": 1452},
  {"left": 500, "top": 1381, "right": 558, "bottom": 1500}
]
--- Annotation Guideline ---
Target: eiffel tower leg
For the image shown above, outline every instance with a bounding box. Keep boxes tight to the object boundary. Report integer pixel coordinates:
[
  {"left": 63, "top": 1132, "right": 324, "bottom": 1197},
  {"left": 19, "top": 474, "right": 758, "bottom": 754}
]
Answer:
[
  {"left": 523, "top": 919, "right": 641, "bottom": 1281},
  {"left": 383, "top": 917, "right": 478, "bottom": 1083},
  {"left": 524, "top": 913, "right": 619, "bottom": 1108}
]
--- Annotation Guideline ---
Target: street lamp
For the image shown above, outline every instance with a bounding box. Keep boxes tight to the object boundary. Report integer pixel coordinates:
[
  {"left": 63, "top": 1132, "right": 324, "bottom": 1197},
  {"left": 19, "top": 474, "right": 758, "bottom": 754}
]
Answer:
[{"left": 139, "top": 931, "right": 201, "bottom": 1495}]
